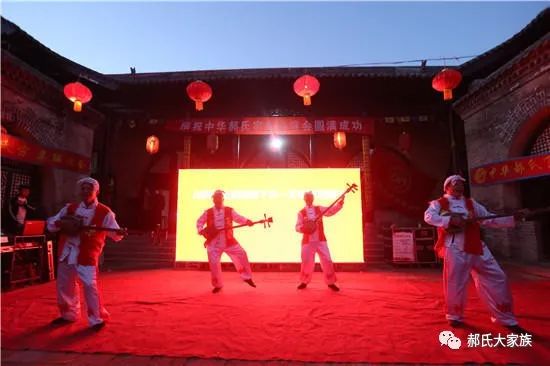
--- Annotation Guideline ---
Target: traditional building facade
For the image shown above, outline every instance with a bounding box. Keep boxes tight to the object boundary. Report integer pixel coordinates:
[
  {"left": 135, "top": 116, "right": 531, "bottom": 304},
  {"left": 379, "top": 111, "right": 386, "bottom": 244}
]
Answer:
[
  {"left": 1, "top": 9, "right": 548, "bottom": 262},
  {"left": 455, "top": 31, "right": 549, "bottom": 262},
  {"left": 1, "top": 47, "right": 104, "bottom": 217}
]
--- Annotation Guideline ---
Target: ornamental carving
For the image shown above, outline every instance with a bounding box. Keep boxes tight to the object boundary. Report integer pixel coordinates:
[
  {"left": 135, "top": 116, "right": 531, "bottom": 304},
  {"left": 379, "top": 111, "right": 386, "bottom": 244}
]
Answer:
[
  {"left": 490, "top": 89, "right": 548, "bottom": 144},
  {"left": 1, "top": 100, "right": 65, "bottom": 149},
  {"left": 455, "top": 37, "right": 549, "bottom": 118}
]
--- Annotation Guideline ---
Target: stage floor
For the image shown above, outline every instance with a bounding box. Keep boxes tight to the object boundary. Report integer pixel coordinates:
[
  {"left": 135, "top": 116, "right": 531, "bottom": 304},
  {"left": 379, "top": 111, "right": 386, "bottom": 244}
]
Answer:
[{"left": 2, "top": 266, "right": 550, "bottom": 364}]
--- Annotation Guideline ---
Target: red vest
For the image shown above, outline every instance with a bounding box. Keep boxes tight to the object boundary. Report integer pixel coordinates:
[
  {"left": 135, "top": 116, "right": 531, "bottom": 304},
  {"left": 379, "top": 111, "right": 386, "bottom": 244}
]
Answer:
[
  {"left": 434, "top": 197, "right": 482, "bottom": 258},
  {"left": 57, "top": 202, "right": 112, "bottom": 266},
  {"left": 300, "top": 206, "right": 327, "bottom": 245},
  {"left": 206, "top": 206, "right": 238, "bottom": 246}
]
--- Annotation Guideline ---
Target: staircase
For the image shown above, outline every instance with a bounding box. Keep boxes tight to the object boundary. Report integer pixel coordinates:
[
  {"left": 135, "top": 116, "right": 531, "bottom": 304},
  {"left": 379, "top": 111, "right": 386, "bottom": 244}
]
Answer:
[
  {"left": 102, "top": 232, "right": 175, "bottom": 271},
  {"left": 103, "top": 226, "right": 387, "bottom": 270},
  {"left": 363, "top": 223, "right": 386, "bottom": 263}
]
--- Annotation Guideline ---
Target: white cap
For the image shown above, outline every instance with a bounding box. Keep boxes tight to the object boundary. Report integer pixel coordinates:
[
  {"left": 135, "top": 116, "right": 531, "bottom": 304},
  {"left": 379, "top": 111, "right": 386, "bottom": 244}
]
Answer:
[
  {"left": 77, "top": 177, "right": 100, "bottom": 192},
  {"left": 443, "top": 175, "right": 466, "bottom": 191},
  {"left": 212, "top": 189, "right": 225, "bottom": 197}
]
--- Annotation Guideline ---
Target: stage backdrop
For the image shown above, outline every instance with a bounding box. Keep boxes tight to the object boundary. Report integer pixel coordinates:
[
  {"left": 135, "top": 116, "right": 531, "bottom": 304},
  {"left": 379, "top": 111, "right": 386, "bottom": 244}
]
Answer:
[{"left": 176, "top": 168, "right": 364, "bottom": 263}]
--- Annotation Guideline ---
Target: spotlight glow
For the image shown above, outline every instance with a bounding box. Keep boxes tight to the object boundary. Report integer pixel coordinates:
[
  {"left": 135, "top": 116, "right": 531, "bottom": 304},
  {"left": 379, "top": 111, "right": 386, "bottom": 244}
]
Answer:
[{"left": 269, "top": 136, "right": 283, "bottom": 151}]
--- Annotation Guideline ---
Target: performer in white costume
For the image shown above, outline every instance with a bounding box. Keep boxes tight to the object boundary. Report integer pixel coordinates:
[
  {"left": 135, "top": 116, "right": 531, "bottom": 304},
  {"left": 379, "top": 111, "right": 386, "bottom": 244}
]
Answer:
[
  {"left": 196, "top": 190, "right": 256, "bottom": 293},
  {"left": 47, "top": 177, "right": 125, "bottom": 330},
  {"left": 424, "top": 175, "right": 526, "bottom": 331},
  {"left": 295, "top": 191, "right": 344, "bottom": 291}
]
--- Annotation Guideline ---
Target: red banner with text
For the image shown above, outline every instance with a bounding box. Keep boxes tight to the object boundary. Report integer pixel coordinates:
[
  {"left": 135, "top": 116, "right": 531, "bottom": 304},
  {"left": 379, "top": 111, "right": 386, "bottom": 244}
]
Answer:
[
  {"left": 1, "top": 133, "right": 91, "bottom": 173},
  {"left": 165, "top": 116, "right": 375, "bottom": 135},
  {"left": 470, "top": 153, "right": 550, "bottom": 186}
]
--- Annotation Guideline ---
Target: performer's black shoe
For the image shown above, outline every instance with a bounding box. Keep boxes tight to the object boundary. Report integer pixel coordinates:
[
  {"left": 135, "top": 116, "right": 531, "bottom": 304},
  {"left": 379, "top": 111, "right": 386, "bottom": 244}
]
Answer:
[
  {"left": 297, "top": 283, "right": 307, "bottom": 290},
  {"left": 212, "top": 287, "right": 222, "bottom": 293},
  {"left": 90, "top": 322, "right": 106, "bottom": 331},
  {"left": 50, "top": 317, "right": 74, "bottom": 326},
  {"left": 506, "top": 324, "right": 527, "bottom": 334},
  {"left": 244, "top": 279, "right": 256, "bottom": 288},
  {"left": 448, "top": 320, "right": 463, "bottom": 328},
  {"left": 328, "top": 284, "right": 340, "bottom": 292}
]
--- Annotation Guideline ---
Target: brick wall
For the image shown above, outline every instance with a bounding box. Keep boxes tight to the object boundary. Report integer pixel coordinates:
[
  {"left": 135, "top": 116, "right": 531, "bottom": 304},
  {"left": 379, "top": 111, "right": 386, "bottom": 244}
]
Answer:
[{"left": 454, "top": 38, "right": 549, "bottom": 262}]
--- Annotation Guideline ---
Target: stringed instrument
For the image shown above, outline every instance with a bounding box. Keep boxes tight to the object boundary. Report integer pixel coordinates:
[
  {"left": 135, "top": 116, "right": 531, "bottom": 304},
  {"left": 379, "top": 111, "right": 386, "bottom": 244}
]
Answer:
[
  {"left": 444, "top": 206, "right": 550, "bottom": 234},
  {"left": 200, "top": 213, "right": 273, "bottom": 246},
  {"left": 302, "top": 183, "right": 358, "bottom": 234},
  {"left": 59, "top": 215, "right": 128, "bottom": 237}
]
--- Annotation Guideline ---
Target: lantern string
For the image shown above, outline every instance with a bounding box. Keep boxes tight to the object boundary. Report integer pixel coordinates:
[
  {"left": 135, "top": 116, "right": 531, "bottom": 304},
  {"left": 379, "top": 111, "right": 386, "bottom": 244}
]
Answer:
[{"left": 338, "top": 55, "right": 479, "bottom": 67}]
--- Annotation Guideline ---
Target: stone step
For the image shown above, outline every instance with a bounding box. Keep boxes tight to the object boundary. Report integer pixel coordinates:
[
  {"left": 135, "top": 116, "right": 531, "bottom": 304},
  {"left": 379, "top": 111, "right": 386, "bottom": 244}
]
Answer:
[
  {"left": 365, "top": 255, "right": 385, "bottom": 260},
  {"left": 104, "top": 246, "right": 175, "bottom": 253},
  {"left": 365, "top": 248, "right": 385, "bottom": 253},
  {"left": 105, "top": 251, "right": 174, "bottom": 258},
  {"left": 364, "top": 250, "right": 385, "bottom": 255},
  {"left": 104, "top": 256, "right": 173, "bottom": 264},
  {"left": 365, "top": 259, "right": 385, "bottom": 264},
  {"left": 101, "top": 262, "right": 174, "bottom": 271},
  {"left": 106, "top": 235, "right": 390, "bottom": 266},
  {"left": 103, "top": 232, "right": 176, "bottom": 269},
  {"left": 364, "top": 245, "right": 386, "bottom": 262}
]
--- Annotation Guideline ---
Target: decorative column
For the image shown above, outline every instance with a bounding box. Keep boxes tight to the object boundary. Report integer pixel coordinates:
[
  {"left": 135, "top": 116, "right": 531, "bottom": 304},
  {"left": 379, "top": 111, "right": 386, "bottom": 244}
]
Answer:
[
  {"left": 171, "top": 136, "right": 192, "bottom": 233},
  {"left": 361, "top": 135, "right": 374, "bottom": 222},
  {"left": 361, "top": 134, "right": 379, "bottom": 264},
  {"left": 177, "top": 136, "right": 192, "bottom": 169}
]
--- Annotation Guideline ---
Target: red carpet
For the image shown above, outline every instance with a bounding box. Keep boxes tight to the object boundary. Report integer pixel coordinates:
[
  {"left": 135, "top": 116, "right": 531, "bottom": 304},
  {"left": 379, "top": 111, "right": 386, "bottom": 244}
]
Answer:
[{"left": 2, "top": 268, "right": 550, "bottom": 364}]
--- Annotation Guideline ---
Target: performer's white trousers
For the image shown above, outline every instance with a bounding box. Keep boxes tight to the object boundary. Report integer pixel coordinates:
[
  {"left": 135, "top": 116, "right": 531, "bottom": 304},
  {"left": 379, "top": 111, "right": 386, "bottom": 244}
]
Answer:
[
  {"left": 207, "top": 243, "right": 252, "bottom": 288},
  {"left": 300, "top": 241, "right": 337, "bottom": 285},
  {"left": 56, "top": 261, "right": 108, "bottom": 326},
  {"left": 443, "top": 244, "right": 517, "bottom": 326}
]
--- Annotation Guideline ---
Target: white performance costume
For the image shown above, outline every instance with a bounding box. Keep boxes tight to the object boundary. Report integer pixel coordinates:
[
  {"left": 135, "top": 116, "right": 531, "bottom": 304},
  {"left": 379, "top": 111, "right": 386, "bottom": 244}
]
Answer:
[
  {"left": 196, "top": 206, "right": 253, "bottom": 288},
  {"left": 47, "top": 179, "right": 123, "bottom": 327},
  {"left": 295, "top": 202, "right": 343, "bottom": 285},
  {"left": 424, "top": 193, "right": 518, "bottom": 326}
]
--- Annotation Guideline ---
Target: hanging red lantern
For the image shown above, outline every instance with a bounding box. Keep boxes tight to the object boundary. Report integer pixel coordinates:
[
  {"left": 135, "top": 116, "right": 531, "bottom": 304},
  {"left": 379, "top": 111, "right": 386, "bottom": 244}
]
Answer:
[
  {"left": 432, "top": 68, "right": 462, "bottom": 101},
  {"left": 333, "top": 131, "right": 346, "bottom": 150},
  {"left": 1, "top": 127, "right": 9, "bottom": 148},
  {"left": 206, "top": 134, "right": 219, "bottom": 154},
  {"left": 63, "top": 82, "right": 92, "bottom": 112},
  {"left": 186, "top": 80, "right": 212, "bottom": 111},
  {"left": 398, "top": 131, "right": 412, "bottom": 152},
  {"left": 293, "top": 75, "right": 320, "bottom": 106},
  {"left": 146, "top": 135, "right": 159, "bottom": 154}
]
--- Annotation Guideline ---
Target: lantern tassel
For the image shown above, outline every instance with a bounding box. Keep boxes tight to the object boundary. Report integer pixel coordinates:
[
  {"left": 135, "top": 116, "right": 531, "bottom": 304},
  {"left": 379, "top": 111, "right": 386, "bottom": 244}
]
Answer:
[
  {"left": 303, "top": 95, "right": 312, "bottom": 106},
  {"left": 195, "top": 101, "right": 204, "bottom": 111},
  {"left": 443, "top": 89, "right": 453, "bottom": 101},
  {"left": 73, "top": 100, "right": 82, "bottom": 112}
]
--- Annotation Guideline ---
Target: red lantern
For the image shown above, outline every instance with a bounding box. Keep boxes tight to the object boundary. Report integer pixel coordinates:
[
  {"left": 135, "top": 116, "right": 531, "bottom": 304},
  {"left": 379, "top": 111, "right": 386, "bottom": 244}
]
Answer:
[
  {"left": 206, "top": 134, "right": 219, "bottom": 154},
  {"left": 333, "top": 131, "right": 346, "bottom": 150},
  {"left": 432, "top": 68, "right": 462, "bottom": 101},
  {"left": 186, "top": 80, "right": 212, "bottom": 111},
  {"left": 398, "top": 131, "right": 411, "bottom": 152},
  {"left": 1, "top": 127, "right": 8, "bottom": 148},
  {"left": 63, "top": 82, "right": 92, "bottom": 112},
  {"left": 293, "top": 75, "right": 320, "bottom": 106},
  {"left": 146, "top": 135, "right": 159, "bottom": 154}
]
